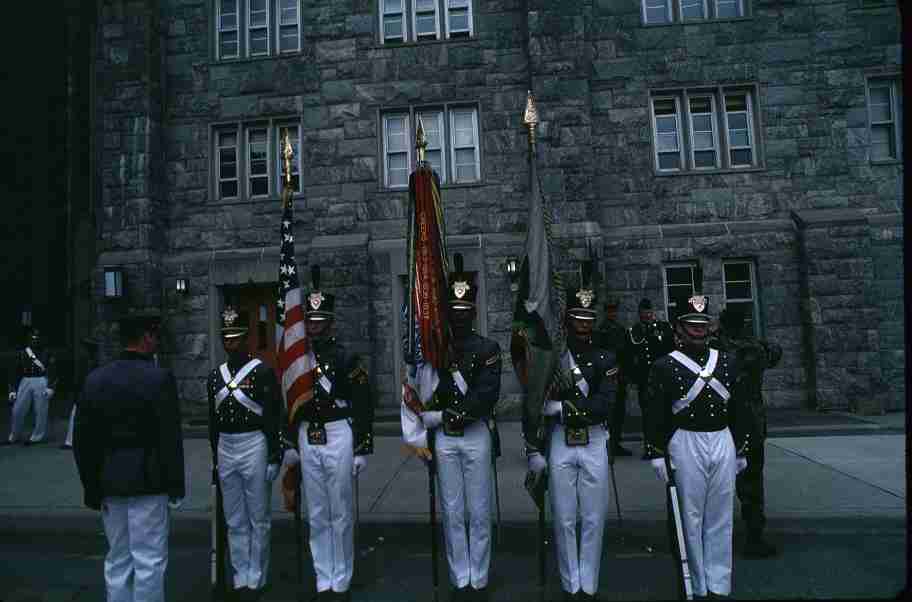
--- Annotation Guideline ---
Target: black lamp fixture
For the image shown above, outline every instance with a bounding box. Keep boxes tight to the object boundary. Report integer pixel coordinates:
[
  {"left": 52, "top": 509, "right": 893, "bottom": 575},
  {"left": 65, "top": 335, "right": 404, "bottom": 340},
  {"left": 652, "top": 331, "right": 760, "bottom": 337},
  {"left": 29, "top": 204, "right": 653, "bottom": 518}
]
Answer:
[
  {"left": 21, "top": 308, "right": 32, "bottom": 327},
  {"left": 504, "top": 256, "right": 520, "bottom": 292},
  {"left": 103, "top": 267, "right": 124, "bottom": 299},
  {"left": 175, "top": 277, "right": 189, "bottom": 294}
]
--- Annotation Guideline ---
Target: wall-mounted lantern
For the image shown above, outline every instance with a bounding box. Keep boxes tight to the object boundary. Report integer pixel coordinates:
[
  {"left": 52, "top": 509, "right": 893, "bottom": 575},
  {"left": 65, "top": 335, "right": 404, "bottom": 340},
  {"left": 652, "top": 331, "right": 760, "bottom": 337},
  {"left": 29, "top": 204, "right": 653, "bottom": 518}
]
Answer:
[
  {"left": 21, "top": 309, "right": 32, "bottom": 327},
  {"left": 504, "top": 256, "right": 520, "bottom": 292},
  {"left": 176, "top": 278, "right": 189, "bottom": 294},
  {"left": 104, "top": 267, "right": 124, "bottom": 299}
]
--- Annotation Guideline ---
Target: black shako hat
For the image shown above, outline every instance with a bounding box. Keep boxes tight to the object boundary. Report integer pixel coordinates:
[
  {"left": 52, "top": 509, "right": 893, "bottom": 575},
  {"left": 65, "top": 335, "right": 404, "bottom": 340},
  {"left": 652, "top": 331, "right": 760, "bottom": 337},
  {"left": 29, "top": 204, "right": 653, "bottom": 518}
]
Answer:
[
  {"left": 674, "top": 264, "right": 711, "bottom": 325},
  {"left": 220, "top": 305, "right": 249, "bottom": 339},
  {"left": 566, "top": 259, "right": 598, "bottom": 321},
  {"left": 305, "top": 265, "right": 336, "bottom": 321},
  {"left": 448, "top": 253, "right": 477, "bottom": 311}
]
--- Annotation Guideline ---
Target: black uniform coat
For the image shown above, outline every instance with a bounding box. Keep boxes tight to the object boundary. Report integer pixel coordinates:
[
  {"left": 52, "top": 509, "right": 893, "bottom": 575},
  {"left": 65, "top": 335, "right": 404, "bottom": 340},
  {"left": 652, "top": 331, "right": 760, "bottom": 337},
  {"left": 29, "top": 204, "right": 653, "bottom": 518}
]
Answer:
[
  {"left": 9, "top": 346, "right": 57, "bottom": 392},
  {"left": 435, "top": 332, "right": 502, "bottom": 429},
  {"left": 711, "top": 332, "right": 782, "bottom": 433},
  {"left": 291, "top": 337, "right": 374, "bottom": 455},
  {"left": 626, "top": 320, "right": 674, "bottom": 388},
  {"left": 207, "top": 350, "right": 282, "bottom": 465},
  {"left": 74, "top": 351, "right": 185, "bottom": 510},
  {"left": 643, "top": 347, "right": 753, "bottom": 460},
  {"left": 555, "top": 337, "right": 618, "bottom": 427}
]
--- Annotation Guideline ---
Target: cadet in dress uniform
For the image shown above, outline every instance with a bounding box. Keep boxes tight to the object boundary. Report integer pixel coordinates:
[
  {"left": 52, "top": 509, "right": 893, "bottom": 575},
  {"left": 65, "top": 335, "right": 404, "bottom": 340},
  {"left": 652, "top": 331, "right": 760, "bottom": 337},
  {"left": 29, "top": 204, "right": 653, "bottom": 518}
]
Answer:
[
  {"left": 712, "top": 306, "right": 782, "bottom": 559},
  {"left": 418, "top": 253, "right": 502, "bottom": 602},
  {"left": 595, "top": 296, "right": 632, "bottom": 457},
  {"left": 287, "top": 266, "right": 374, "bottom": 602},
  {"left": 644, "top": 279, "right": 752, "bottom": 600},
  {"left": 5, "top": 328, "right": 57, "bottom": 445},
  {"left": 207, "top": 306, "right": 282, "bottom": 601},
  {"left": 526, "top": 260, "right": 619, "bottom": 602},
  {"left": 626, "top": 299, "right": 674, "bottom": 458},
  {"left": 74, "top": 310, "right": 185, "bottom": 602}
]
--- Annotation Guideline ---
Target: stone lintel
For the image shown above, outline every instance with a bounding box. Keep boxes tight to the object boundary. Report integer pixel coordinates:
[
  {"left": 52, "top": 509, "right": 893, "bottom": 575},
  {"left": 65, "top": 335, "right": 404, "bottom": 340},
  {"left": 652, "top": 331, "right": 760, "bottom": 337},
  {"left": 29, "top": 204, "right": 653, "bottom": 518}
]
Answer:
[{"left": 791, "top": 209, "right": 868, "bottom": 229}]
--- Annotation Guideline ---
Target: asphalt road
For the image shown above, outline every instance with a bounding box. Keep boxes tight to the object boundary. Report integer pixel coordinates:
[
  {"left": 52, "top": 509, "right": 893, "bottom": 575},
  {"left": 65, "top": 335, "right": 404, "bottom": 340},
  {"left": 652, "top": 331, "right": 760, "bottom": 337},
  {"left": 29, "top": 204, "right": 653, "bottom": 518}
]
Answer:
[{"left": 0, "top": 515, "right": 905, "bottom": 601}]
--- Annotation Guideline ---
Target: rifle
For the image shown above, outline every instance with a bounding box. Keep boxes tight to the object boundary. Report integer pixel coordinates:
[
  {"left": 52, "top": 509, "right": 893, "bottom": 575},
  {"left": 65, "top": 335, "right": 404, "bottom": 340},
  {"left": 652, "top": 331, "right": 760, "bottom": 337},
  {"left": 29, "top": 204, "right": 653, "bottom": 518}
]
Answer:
[
  {"left": 428, "top": 429, "right": 440, "bottom": 601},
  {"left": 665, "top": 455, "right": 694, "bottom": 600},
  {"left": 294, "top": 468, "right": 303, "bottom": 588}
]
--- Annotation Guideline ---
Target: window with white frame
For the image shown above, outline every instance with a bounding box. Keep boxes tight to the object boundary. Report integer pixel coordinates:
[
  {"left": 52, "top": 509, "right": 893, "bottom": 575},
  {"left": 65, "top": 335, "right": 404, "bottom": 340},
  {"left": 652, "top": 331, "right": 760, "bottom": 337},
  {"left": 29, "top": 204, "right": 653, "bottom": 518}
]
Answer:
[
  {"left": 214, "top": 121, "right": 302, "bottom": 201},
  {"left": 663, "top": 264, "right": 696, "bottom": 318},
  {"left": 723, "top": 260, "right": 759, "bottom": 335},
  {"left": 651, "top": 86, "right": 760, "bottom": 173},
  {"left": 215, "top": 0, "right": 301, "bottom": 60},
  {"left": 380, "top": 0, "right": 472, "bottom": 43},
  {"left": 643, "top": 0, "right": 745, "bottom": 24},
  {"left": 867, "top": 79, "right": 902, "bottom": 162},
  {"left": 381, "top": 106, "right": 481, "bottom": 188}
]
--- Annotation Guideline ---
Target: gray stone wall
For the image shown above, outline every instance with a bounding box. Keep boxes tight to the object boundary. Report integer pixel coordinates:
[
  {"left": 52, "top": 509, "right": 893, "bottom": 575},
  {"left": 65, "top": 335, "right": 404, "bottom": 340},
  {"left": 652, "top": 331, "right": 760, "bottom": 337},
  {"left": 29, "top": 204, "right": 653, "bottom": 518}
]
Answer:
[{"left": 90, "top": 0, "right": 903, "bottom": 417}]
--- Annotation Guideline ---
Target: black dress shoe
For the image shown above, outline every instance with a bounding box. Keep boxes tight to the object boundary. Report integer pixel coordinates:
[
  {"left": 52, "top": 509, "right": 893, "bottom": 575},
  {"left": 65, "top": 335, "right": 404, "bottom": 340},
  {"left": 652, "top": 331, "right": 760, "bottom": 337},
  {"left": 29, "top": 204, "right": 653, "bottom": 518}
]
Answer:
[
  {"left": 707, "top": 593, "right": 730, "bottom": 599},
  {"left": 562, "top": 590, "right": 578, "bottom": 602},
  {"left": 611, "top": 444, "right": 633, "bottom": 457},
  {"left": 451, "top": 586, "right": 469, "bottom": 602}
]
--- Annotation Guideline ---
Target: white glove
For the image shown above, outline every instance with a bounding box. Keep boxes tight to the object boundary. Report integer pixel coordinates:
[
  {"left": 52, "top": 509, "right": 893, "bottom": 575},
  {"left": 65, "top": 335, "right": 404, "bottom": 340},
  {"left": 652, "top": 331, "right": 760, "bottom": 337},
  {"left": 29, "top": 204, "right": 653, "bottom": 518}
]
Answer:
[
  {"left": 421, "top": 411, "right": 443, "bottom": 429},
  {"left": 543, "top": 401, "right": 562, "bottom": 417},
  {"left": 168, "top": 497, "right": 184, "bottom": 510},
  {"left": 353, "top": 455, "right": 368, "bottom": 476},
  {"left": 8, "top": 392, "right": 15, "bottom": 403},
  {"left": 736, "top": 457, "right": 748, "bottom": 474},
  {"left": 651, "top": 458, "right": 669, "bottom": 483},
  {"left": 266, "top": 463, "right": 280, "bottom": 482},
  {"left": 527, "top": 452, "right": 547, "bottom": 475},
  {"left": 45, "top": 388, "right": 55, "bottom": 399},
  {"left": 282, "top": 448, "right": 300, "bottom": 468}
]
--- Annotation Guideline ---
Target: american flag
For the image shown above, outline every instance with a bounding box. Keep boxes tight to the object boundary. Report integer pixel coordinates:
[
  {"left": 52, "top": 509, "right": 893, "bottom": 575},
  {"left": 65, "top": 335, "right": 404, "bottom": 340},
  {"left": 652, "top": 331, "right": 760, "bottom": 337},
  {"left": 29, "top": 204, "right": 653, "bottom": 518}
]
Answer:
[{"left": 276, "top": 195, "right": 316, "bottom": 425}]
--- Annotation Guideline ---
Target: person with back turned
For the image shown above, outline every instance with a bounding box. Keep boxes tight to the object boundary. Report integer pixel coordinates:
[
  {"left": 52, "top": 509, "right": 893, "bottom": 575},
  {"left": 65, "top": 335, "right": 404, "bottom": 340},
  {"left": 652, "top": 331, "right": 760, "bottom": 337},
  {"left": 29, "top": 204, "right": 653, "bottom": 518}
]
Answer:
[
  {"left": 73, "top": 309, "right": 185, "bottom": 602},
  {"left": 712, "top": 305, "right": 782, "bottom": 559}
]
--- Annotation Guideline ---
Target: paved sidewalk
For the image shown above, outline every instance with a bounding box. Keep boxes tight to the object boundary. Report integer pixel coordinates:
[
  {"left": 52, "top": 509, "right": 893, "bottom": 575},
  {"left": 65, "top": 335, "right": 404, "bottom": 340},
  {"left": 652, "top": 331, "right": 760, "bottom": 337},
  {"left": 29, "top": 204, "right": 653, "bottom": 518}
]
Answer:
[{"left": 0, "top": 409, "right": 905, "bottom": 524}]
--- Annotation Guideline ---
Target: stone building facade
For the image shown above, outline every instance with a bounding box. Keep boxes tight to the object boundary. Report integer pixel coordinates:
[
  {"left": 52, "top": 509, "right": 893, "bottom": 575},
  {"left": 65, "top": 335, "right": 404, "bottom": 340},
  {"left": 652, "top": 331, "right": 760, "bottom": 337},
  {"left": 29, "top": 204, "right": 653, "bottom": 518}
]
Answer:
[{"left": 80, "top": 0, "right": 904, "bottom": 420}]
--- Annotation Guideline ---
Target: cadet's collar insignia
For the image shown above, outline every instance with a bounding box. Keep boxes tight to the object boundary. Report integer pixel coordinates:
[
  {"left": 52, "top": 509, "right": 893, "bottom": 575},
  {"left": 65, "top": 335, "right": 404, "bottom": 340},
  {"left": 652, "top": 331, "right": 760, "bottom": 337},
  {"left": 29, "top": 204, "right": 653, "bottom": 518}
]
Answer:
[
  {"left": 309, "top": 292, "right": 325, "bottom": 310},
  {"left": 222, "top": 307, "right": 239, "bottom": 327},
  {"left": 689, "top": 294, "right": 707, "bottom": 313},
  {"left": 453, "top": 280, "right": 470, "bottom": 299},
  {"left": 576, "top": 288, "right": 594, "bottom": 309}
]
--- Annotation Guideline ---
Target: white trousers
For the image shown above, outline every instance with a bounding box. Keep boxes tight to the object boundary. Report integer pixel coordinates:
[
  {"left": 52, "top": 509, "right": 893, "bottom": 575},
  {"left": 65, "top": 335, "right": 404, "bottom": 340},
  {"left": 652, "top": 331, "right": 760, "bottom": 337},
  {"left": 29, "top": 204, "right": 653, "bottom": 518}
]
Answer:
[
  {"left": 299, "top": 420, "right": 354, "bottom": 593},
  {"left": 435, "top": 421, "right": 493, "bottom": 590},
  {"left": 101, "top": 494, "right": 170, "bottom": 602},
  {"left": 548, "top": 424, "right": 610, "bottom": 596},
  {"left": 218, "top": 431, "right": 272, "bottom": 590},
  {"left": 65, "top": 404, "right": 77, "bottom": 447},
  {"left": 8, "top": 376, "right": 49, "bottom": 443},
  {"left": 668, "top": 428, "right": 736, "bottom": 597}
]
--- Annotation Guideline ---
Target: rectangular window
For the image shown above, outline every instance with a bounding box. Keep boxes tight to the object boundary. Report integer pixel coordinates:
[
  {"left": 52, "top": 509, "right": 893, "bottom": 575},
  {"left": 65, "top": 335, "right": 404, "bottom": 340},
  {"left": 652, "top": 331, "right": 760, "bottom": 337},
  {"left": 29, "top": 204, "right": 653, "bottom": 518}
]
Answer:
[
  {"left": 383, "top": 114, "right": 412, "bottom": 188},
  {"left": 381, "top": 106, "right": 481, "bottom": 188},
  {"left": 664, "top": 264, "right": 696, "bottom": 317},
  {"left": 653, "top": 97, "right": 683, "bottom": 172},
  {"left": 248, "top": 127, "right": 270, "bottom": 197},
  {"left": 644, "top": 0, "right": 672, "bottom": 23},
  {"left": 680, "top": 0, "right": 706, "bottom": 20},
  {"left": 715, "top": 0, "right": 742, "bottom": 18},
  {"left": 867, "top": 79, "right": 901, "bottom": 161},
  {"left": 450, "top": 108, "right": 479, "bottom": 183},
  {"left": 688, "top": 96, "right": 719, "bottom": 169},
  {"left": 446, "top": 0, "right": 472, "bottom": 38},
  {"left": 278, "top": 0, "right": 300, "bottom": 53},
  {"left": 723, "top": 260, "right": 758, "bottom": 335},
  {"left": 218, "top": 0, "right": 240, "bottom": 59},
  {"left": 417, "top": 111, "right": 446, "bottom": 181},
  {"left": 651, "top": 86, "right": 759, "bottom": 173},
  {"left": 247, "top": 0, "right": 269, "bottom": 56},
  {"left": 276, "top": 125, "right": 301, "bottom": 192},
  {"left": 218, "top": 131, "right": 239, "bottom": 199},
  {"left": 382, "top": 0, "right": 406, "bottom": 42},
  {"left": 414, "top": 0, "right": 439, "bottom": 40},
  {"left": 724, "top": 92, "right": 755, "bottom": 167}
]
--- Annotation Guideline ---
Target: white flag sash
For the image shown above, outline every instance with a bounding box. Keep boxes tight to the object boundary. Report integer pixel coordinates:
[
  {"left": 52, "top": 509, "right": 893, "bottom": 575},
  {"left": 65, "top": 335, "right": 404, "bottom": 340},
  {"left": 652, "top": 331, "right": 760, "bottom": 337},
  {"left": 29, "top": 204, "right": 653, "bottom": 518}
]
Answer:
[
  {"left": 215, "top": 359, "right": 264, "bottom": 416},
  {"left": 25, "top": 347, "right": 46, "bottom": 373}
]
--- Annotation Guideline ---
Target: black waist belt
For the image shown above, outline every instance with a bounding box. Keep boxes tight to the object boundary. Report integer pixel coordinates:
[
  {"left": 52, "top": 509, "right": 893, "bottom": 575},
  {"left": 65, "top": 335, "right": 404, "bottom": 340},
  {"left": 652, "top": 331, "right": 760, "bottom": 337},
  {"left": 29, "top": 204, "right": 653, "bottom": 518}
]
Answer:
[
  {"left": 672, "top": 418, "right": 728, "bottom": 433},
  {"left": 218, "top": 425, "right": 263, "bottom": 434},
  {"left": 547, "top": 415, "right": 604, "bottom": 428},
  {"left": 300, "top": 406, "right": 351, "bottom": 424}
]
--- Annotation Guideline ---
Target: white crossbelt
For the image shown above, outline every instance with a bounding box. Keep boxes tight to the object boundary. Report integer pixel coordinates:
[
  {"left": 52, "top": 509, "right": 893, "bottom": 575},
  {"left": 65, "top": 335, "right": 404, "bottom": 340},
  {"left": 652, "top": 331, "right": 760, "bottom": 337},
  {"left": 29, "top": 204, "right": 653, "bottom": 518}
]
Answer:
[
  {"left": 451, "top": 369, "right": 469, "bottom": 396},
  {"left": 216, "top": 359, "right": 263, "bottom": 415},
  {"left": 565, "top": 351, "right": 590, "bottom": 397},
  {"left": 669, "top": 349, "right": 730, "bottom": 415},
  {"left": 25, "top": 347, "right": 46, "bottom": 372}
]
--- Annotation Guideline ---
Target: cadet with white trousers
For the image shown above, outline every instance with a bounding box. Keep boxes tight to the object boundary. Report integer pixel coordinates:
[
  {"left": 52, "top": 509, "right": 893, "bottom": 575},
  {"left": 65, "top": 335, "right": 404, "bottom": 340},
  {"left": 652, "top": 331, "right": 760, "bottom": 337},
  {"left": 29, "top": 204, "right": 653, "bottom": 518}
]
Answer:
[{"left": 6, "top": 329, "right": 56, "bottom": 445}]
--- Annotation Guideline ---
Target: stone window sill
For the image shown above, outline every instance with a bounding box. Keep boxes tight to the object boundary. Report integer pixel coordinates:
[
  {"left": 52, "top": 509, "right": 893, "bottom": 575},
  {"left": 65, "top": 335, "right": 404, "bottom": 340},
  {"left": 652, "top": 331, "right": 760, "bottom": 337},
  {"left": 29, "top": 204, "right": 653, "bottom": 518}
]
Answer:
[
  {"left": 210, "top": 51, "right": 304, "bottom": 67},
  {"left": 653, "top": 166, "right": 766, "bottom": 177},
  {"left": 379, "top": 179, "right": 486, "bottom": 193},
  {"left": 208, "top": 193, "right": 305, "bottom": 206},
  {"left": 372, "top": 36, "right": 479, "bottom": 51},
  {"left": 641, "top": 16, "right": 752, "bottom": 27}
]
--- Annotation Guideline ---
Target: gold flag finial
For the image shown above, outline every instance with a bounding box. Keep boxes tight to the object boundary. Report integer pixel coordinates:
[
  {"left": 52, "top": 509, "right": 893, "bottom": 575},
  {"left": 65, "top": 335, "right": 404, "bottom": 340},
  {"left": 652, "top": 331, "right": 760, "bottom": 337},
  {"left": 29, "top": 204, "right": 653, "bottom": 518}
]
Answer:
[
  {"left": 416, "top": 115, "right": 428, "bottom": 164},
  {"left": 282, "top": 129, "right": 294, "bottom": 186},
  {"left": 523, "top": 90, "right": 538, "bottom": 146}
]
